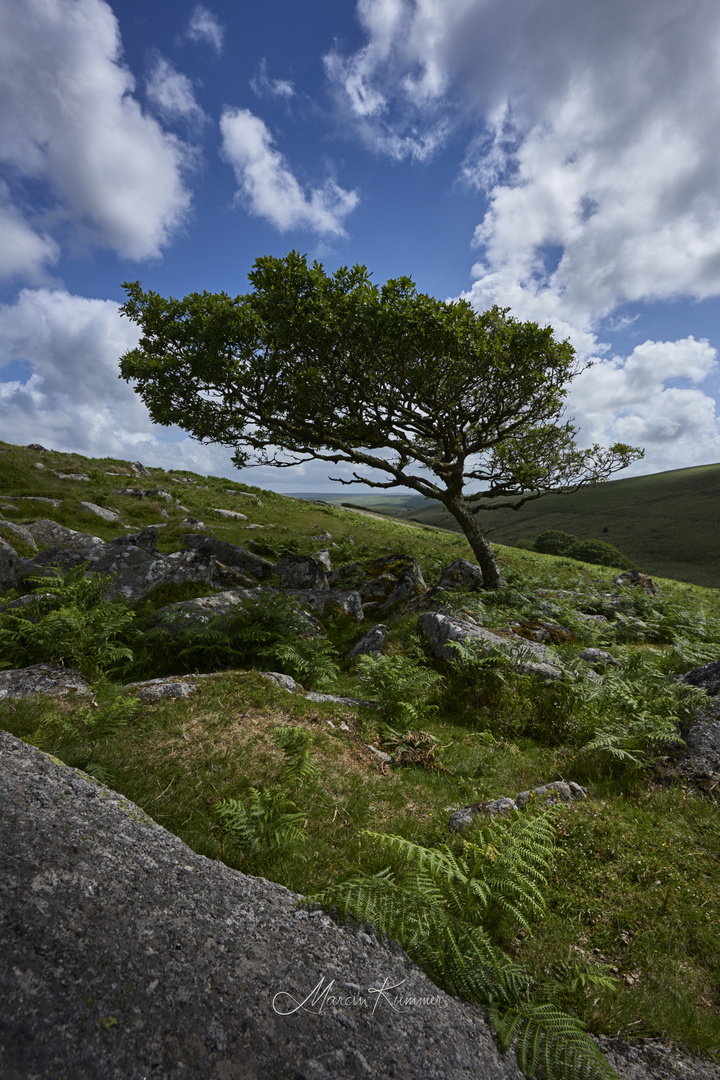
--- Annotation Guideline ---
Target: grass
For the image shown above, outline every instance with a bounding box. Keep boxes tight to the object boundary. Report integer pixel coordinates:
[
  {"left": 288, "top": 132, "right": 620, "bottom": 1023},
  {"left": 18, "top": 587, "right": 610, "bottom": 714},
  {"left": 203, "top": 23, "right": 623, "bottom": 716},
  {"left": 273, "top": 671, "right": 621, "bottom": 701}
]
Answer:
[
  {"left": 305, "top": 462, "right": 720, "bottom": 588},
  {"left": 0, "top": 440, "right": 719, "bottom": 1063}
]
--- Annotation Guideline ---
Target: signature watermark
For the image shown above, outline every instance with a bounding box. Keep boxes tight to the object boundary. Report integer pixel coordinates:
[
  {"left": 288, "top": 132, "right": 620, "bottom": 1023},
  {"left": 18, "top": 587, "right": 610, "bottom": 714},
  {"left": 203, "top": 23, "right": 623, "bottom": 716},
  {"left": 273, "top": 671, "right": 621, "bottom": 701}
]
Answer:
[{"left": 272, "top": 975, "right": 448, "bottom": 1016}]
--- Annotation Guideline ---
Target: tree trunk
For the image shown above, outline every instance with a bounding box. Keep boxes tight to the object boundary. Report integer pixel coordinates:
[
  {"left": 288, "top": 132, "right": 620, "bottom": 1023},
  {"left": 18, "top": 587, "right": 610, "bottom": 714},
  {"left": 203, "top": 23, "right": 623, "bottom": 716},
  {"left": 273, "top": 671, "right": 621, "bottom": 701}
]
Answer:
[{"left": 443, "top": 496, "right": 503, "bottom": 588}]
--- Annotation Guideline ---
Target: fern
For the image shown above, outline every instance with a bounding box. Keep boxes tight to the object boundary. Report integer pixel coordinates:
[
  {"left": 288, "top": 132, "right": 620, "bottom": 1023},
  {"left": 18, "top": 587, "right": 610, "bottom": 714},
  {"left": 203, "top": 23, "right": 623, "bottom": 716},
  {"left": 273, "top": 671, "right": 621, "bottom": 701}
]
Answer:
[
  {"left": 304, "top": 811, "right": 619, "bottom": 1080},
  {"left": 215, "top": 788, "right": 307, "bottom": 874},
  {"left": 355, "top": 653, "right": 444, "bottom": 731},
  {"left": 271, "top": 725, "right": 318, "bottom": 784}
]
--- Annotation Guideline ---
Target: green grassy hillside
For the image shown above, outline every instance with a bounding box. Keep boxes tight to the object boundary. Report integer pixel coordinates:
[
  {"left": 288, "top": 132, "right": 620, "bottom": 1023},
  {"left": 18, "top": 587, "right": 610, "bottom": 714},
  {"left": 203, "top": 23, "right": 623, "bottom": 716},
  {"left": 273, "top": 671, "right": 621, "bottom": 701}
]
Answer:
[
  {"left": 301, "top": 464, "right": 720, "bottom": 589},
  {"left": 1, "top": 441, "right": 719, "bottom": 1068}
]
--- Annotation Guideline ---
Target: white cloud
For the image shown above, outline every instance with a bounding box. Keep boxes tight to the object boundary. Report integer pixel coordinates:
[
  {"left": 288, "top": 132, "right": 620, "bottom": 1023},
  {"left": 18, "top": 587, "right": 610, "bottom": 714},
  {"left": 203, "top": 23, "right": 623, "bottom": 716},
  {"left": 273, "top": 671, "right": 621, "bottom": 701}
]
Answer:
[
  {"left": 146, "top": 56, "right": 206, "bottom": 125},
  {"left": 328, "top": 0, "right": 720, "bottom": 346},
  {"left": 186, "top": 5, "right": 224, "bottom": 54},
  {"left": 251, "top": 59, "right": 295, "bottom": 101},
  {"left": 0, "top": 185, "right": 60, "bottom": 282},
  {"left": 0, "top": 0, "right": 193, "bottom": 274},
  {"left": 219, "top": 107, "right": 359, "bottom": 236}
]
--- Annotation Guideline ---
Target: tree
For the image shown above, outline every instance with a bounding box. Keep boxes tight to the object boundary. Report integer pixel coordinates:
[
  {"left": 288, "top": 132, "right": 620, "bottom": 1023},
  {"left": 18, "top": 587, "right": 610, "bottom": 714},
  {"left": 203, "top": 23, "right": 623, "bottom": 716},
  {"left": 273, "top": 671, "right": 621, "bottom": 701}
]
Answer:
[{"left": 119, "top": 252, "right": 642, "bottom": 588}]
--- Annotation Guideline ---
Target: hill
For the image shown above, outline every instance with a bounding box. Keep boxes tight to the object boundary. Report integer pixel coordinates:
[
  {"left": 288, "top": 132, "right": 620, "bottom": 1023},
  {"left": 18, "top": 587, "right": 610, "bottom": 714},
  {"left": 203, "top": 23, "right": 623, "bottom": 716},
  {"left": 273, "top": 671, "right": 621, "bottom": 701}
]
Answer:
[
  {"left": 297, "top": 464, "right": 720, "bottom": 588},
  {"left": 0, "top": 440, "right": 719, "bottom": 1075}
]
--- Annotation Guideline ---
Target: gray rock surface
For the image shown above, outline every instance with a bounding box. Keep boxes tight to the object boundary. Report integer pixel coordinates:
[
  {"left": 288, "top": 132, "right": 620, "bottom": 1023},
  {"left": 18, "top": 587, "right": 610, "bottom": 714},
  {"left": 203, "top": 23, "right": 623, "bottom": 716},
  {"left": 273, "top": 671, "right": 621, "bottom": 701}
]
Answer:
[
  {"left": 92, "top": 545, "right": 216, "bottom": 601},
  {"left": 79, "top": 501, "right": 122, "bottom": 523},
  {"left": 213, "top": 507, "right": 248, "bottom": 520},
  {"left": 0, "top": 546, "right": 20, "bottom": 591},
  {"left": 24, "top": 519, "right": 104, "bottom": 553},
  {"left": 0, "top": 732, "right": 526, "bottom": 1080},
  {"left": 0, "top": 520, "right": 38, "bottom": 553},
  {"left": 183, "top": 534, "right": 275, "bottom": 580},
  {"left": 275, "top": 555, "right": 329, "bottom": 591},
  {"left": 419, "top": 612, "right": 564, "bottom": 680},
  {"left": 0, "top": 663, "right": 90, "bottom": 700},
  {"left": 438, "top": 558, "right": 484, "bottom": 591},
  {"left": 678, "top": 659, "right": 720, "bottom": 697},
  {"left": 449, "top": 781, "right": 587, "bottom": 829},
  {"left": 347, "top": 624, "right": 390, "bottom": 660},
  {"left": 285, "top": 588, "right": 364, "bottom": 624}
]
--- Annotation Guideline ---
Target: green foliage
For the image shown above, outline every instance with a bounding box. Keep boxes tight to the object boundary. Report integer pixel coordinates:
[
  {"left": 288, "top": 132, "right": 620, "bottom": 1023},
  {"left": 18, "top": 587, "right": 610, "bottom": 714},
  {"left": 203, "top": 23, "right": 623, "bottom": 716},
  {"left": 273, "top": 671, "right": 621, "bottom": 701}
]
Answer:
[
  {"left": 0, "top": 567, "right": 136, "bottom": 680},
  {"left": 136, "top": 593, "right": 339, "bottom": 688},
  {"left": 306, "top": 813, "right": 618, "bottom": 1080},
  {"left": 120, "top": 255, "right": 641, "bottom": 585},
  {"left": 356, "top": 653, "right": 444, "bottom": 731},
  {"left": 535, "top": 530, "right": 637, "bottom": 570},
  {"left": 215, "top": 788, "right": 307, "bottom": 875},
  {"left": 271, "top": 725, "right": 318, "bottom": 784},
  {"left": 33, "top": 694, "right": 141, "bottom": 773}
]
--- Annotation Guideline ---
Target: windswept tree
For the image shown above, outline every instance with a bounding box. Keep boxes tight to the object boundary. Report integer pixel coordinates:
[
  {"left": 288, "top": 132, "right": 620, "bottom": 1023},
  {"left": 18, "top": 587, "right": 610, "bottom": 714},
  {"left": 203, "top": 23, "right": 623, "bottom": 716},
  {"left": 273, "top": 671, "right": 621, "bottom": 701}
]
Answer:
[{"left": 120, "top": 252, "right": 642, "bottom": 587}]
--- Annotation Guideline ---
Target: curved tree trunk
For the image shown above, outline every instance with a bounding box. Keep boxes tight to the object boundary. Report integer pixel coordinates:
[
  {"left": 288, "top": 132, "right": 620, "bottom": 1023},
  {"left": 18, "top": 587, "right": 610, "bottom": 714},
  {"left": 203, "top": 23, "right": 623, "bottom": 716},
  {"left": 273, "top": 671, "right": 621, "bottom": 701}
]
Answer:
[{"left": 442, "top": 495, "right": 503, "bottom": 588}]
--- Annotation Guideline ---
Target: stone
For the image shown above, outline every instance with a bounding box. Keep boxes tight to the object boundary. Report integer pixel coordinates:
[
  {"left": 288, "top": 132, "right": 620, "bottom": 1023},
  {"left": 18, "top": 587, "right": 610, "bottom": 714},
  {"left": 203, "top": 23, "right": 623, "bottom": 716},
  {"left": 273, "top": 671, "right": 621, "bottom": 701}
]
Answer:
[
  {"left": 24, "top": 519, "right": 104, "bottom": 553},
  {"left": 347, "top": 624, "right": 390, "bottom": 660},
  {"left": 261, "top": 671, "right": 301, "bottom": 692},
  {"left": 131, "top": 460, "right": 150, "bottom": 475},
  {"left": 123, "top": 677, "right": 197, "bottom": 702},
  {"left": 365, "top": 554, "right": 426, "bottom": 588},
  {"left": 113, "top": 487, "right": 146, "bottom": 498},
  {"left": 359, "top": 572, "right": 398, "bottom": 603},
  {"left": 147, "top": 488, "right": 173, "bottom": 501},
  {"left": 284, "top": 588, "right": 364, "bottom": 625},
  {"left": 26, "top": 442, "right": 49, "bottom": 452},
  {"left": 79, "top": 501, "right": 122, "bottom": 523},
  {"left": 183, "top": 534, "right": 275, "bottom": 580},
  {"left": 157, "top": 586, "right": 270, "bottom": 625},
  {"left": 313, "top": 548, "right": 333, "bottom": 571},
  {"left": 275, "top": 555, "right": 329, "bottom": 591},
  {"left": 580, "top": 648, "right": 619, "bottom": 667},
  {"left": 0, "top": 663, "right": 90, "bottom": 700},
  {"left": 0, "top": 546, "right": 21, "bottom": 592},
  {"left": 82, "top": 545, "right": 215, "bottom": 602},
  {"left": 108, "top": 525, "right": 161, "bottom": 552},
  {"left": 380, "top": 569, "right": 429, "bottom": 609},
  {"left": 613, "top": 570, "right": 658, "bottom": 594},
  {"left": 213, "top": 507, "right": 248, "bottom": 520},
  {"left": 0, "top": 520, "right": 38, "bottom": 553},
  {"left": 419, "top": 612, "right": 564, "bottom": 680},
  {"left": 19, "top": 546, "right": 94, "bottom": 578},
  {"left": 224, "top": 489, "right": 262, "bottom": 505},
  {"left": 52, "top": 470, "right": 91, "bottom": 481},
  {"left": 327, "top": 562, "right": 364, "bottom": 588},
  {"left": 181, "top": 516, "right": 205, "bottom": 527},
  {"left": 438, "top": 558, "right": 484, "bottom": 591},
  {"left": 678, "top": 660, "right": 720, "bottom": 697},
  {"left": 0, "top": 732, "right": 528, "bottom": 1080},
  {"left": 450, "top": 781, "right": 587, "bottom": 829},
  {"left": 305, "top": 691, "right": 376, "bottom": 707}
]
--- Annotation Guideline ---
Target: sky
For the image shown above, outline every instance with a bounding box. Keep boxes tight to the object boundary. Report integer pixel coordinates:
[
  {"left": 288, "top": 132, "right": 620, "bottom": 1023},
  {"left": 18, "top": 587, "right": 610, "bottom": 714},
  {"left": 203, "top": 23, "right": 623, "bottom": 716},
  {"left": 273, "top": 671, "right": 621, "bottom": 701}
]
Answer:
[{"left": 2, "top": 0, "right": 720, "bottom": 493}]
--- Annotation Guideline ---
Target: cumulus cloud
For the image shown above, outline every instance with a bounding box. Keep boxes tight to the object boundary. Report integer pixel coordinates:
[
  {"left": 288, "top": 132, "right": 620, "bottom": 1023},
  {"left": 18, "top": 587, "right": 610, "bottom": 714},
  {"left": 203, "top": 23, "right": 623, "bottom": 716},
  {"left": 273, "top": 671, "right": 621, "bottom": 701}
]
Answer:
[
  {"left": 327, "top": 0, "right": 720, "bottom": 339},
  {"left": 219, "top": 107, "right": 359, "bottom": 236},
  {"left": 0, "top": 0, "right": 193, "bottom": 274},
  {"left": 0, "top": 288, "right": 242, "bottom": 477},
  {"left": 0, "top": 186, "right": 60, "bottom": 282},
  {"left": 186, "top": 5, "right": 224, "bottom": 54},
  {"left": 146, "top": 56, "right": 206, "bottom": 125},
  {"left": 251, "top": 59, "right": 295, "bottom": 100}
]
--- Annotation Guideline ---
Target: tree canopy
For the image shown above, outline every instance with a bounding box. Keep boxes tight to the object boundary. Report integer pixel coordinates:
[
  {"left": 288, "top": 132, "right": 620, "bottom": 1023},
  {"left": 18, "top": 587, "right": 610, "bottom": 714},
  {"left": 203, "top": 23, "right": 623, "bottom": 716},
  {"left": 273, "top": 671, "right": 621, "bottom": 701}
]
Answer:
[{"left": 120, "top": 252, "right": 642, "bottom": 587}]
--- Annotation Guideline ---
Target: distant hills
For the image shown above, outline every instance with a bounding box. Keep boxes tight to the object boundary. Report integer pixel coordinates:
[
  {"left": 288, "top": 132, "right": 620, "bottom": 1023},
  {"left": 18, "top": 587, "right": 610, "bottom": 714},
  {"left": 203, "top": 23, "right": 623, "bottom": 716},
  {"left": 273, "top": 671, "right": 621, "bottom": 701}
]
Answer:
[{"left": 294, "top": 462, "right": 720, "bottom": 588}]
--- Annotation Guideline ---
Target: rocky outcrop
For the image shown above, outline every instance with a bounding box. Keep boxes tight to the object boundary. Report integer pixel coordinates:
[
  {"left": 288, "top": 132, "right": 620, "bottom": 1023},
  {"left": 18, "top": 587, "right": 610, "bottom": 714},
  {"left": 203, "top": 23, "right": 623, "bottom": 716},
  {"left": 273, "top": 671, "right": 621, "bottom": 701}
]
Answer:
[
  {"left": 419, "top": 611, "right": 564, "bottom": 680},
  {"left": 438, "top": 558, "right": 484, "bottom": 591},
  {"left": 449, "top": 781, "right": 588, "bottom": 830},
  {"left": 0, "top": 663, "right": 90, "bottom": 700},
  {"left": 183, "top": 534, "right": 275, "bottom": 580},
  {"left": 0, "top": 731, "right": 525, "bottom": 1080},
  {"left": 347, "top": 623, "right": 390, "bottom": 659},
  {"left": 275, "top": 554, "right": 329, "bottom": 590},
  {"left": 24, "top": 519, "right": 103, "bottom": 553}
]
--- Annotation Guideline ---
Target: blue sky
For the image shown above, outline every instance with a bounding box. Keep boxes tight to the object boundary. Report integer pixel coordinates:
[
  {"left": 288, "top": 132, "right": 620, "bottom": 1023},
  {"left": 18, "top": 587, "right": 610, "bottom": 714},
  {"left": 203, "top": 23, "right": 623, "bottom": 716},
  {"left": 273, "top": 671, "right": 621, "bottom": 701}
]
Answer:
[{"left": 2, "top": 0, "right": 720, "bottom": 491}]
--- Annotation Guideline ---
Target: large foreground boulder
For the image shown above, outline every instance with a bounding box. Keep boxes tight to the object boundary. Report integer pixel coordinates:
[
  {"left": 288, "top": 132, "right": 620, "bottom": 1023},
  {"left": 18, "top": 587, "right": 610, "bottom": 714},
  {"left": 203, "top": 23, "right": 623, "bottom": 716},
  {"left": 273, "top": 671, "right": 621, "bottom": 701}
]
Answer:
[
  {"left": 419, "top": 612, "right": 564, "bottom": 680},
  {"left": 0, "top": 732, "right": 524, "bottom": 1080}
]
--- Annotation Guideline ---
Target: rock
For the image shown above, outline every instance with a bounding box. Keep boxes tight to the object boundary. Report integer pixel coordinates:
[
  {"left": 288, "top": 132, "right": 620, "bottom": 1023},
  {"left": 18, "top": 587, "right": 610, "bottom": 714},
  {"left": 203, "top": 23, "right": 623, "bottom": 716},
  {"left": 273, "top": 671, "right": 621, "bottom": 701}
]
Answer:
[
  {"left": 123, "top": 677, "right": 197, "bottom": 702},
  {"left": 92, "top": 545, "right": 215, "bottom": 602},
  {"left": 213, "top": 507, "right": 248, "bottom": 520},
  {"left": 613, "top": 570, "right": 658, "bottom": 594},
  {"left": 305, "top": 691, "right": 376, "bottom": 707},
  {"left": 261, "top": 671, "right": 301, "bottom": 692},
  {"left": 113, "top": 487, "right": 146, "bottom": 498},
  {"left": 183, "top": 535, "right": 275, "bottom": 580},
  {"left": 148, "top": 488, "right": 173, "bottom": 501},
  {"left": 24, "top": 519, "right": 104, "bottom": 553},
  {"left": 313, "top": 548, "right": 333, "bottom": 571},
  {"left": 327, "top": 562, "right": 364, "bottom": 588},
  {"left": 19, "top": 546, "right": 94, "bottom": 578},
  {"left": 678, "top": 660, "right": 720, "bottom": 697},
  {"left": 157, "top": 586, "right": 270, "bottom": 625},
  {"left": 284, "top": 588, "right": 364, "bottom": 625},
  {"left": 419, "top": 612, "right": 564, "bottom": 680},
  {"left": 131, "top": 460, "right": 150, "bottom": 475},
  {"left": 224, "top": 489, "right": 262, "bottom": 505},
  {"left": 347, "top": 624, "right": 390, "bottom": 660},
  {"left": 367, "top": 743, "right": 393, "bottom": 763},
  {"left": 365, "top": 554, "right": 426, "bottom": 588},
  {"left": 0, "top": 663, "right": 90, "bottom": 700},
  {"left": 580, "top": 647, "right": 619, "bottom": 667},
  {"left": 685, "top": 714, "right": 720, "bottom": 775},
  {"left": 11, "top": 496, "right": 62, "bottom": 508},
  {"left": 0, "top": 546, "right": 20, "bottom": 591},
  {"left": 52, "top": 470, "right": 91, "bottom": 481},
  {"left": 26, "top": 442, "right": 49, "bottom": 452},
  {"left": 0, "top": 520, "right": 38, "bottom": 553},
  {"left": 450, "top": 781, "right": 587, "bottom": 829},
  {"left": 34, "top": 462, "right": 45, "bottom": 468},
  {"left": 380, "top": 569, "right": 429, "bottom": 609},
  {"left": 275, "top": 555, "right": 329, "bottom": 591},
  {"left": 310, "top": 531, "right": 332, "bottom": 542},
  {"left": 438, "top": 558, "right": 484, "bottom": 591},
  {"left": 0, "top": 732, "right": 527, "bottom": 1080},
  {"left": 79, "top": 501, "right": 122, "bottom": 523},
  {"left": 108, "top": 525, "right": 161, "bottom": 552},
  {"left": 359, "top": 572, "right": 398, "bottom": 603},
  {"left": 181, "top": 516, "right": 205, "bottom": 527}
]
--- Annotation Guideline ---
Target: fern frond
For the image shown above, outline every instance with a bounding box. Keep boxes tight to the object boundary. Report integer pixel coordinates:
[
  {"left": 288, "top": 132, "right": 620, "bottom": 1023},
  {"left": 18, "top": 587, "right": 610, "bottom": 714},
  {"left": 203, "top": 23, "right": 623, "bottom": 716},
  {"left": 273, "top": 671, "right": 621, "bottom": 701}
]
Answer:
[{"left": 489, "top": 1002, "right": 620, "bottom": 1080}]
